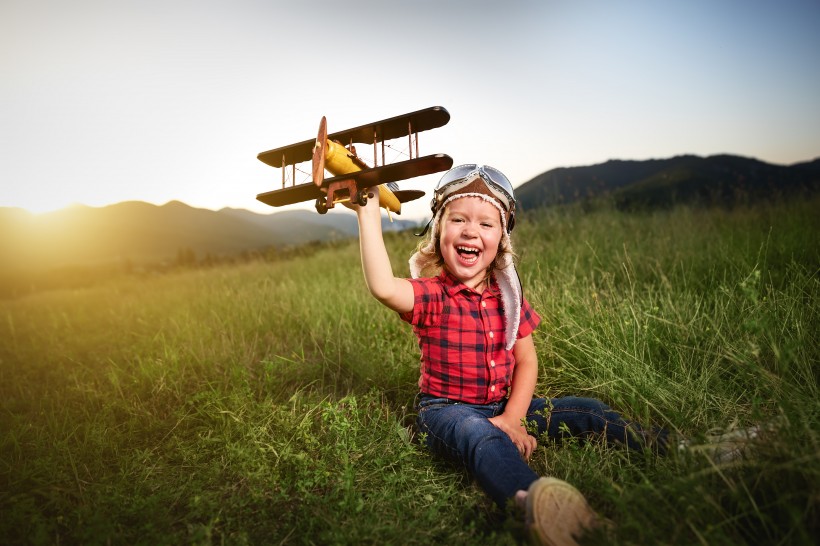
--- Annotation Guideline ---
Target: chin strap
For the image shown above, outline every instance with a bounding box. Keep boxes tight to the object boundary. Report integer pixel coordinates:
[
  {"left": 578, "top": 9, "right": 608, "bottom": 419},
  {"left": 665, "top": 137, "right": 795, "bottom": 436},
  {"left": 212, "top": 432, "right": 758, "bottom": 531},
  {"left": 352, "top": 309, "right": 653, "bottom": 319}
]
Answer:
[{"left": 414, "top": 216, "right": 434, "bottom": 237}]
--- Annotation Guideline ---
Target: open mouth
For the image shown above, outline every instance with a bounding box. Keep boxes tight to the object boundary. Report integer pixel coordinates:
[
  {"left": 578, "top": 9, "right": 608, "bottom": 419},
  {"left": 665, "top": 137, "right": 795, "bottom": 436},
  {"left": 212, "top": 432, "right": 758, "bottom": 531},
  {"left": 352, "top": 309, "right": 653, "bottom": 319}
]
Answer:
[{"left": 456, "top": 245, "right": 481, "bottom": 265}]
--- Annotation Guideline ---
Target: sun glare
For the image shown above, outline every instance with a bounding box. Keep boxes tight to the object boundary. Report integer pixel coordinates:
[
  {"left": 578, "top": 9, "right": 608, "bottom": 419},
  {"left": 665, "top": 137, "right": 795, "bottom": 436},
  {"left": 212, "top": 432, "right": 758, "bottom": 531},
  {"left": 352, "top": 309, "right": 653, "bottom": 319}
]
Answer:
[{"left": 13, "top": 198, "right": 83, "bottom": 215}]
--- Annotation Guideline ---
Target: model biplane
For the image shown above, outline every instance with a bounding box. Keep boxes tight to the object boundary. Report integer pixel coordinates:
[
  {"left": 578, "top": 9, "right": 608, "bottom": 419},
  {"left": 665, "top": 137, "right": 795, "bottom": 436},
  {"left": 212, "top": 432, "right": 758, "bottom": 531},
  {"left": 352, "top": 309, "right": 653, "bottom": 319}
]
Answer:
[{"left": 255, "top": 106, "right": 453, "bottom": 215}]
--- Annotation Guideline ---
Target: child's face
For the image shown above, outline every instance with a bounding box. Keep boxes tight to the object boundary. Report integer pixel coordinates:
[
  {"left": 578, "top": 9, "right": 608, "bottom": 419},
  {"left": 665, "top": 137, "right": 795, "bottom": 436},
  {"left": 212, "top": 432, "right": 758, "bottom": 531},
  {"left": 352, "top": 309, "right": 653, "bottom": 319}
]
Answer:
[{"left": 439, "top": 196, "right": 503, "bottom": 290}]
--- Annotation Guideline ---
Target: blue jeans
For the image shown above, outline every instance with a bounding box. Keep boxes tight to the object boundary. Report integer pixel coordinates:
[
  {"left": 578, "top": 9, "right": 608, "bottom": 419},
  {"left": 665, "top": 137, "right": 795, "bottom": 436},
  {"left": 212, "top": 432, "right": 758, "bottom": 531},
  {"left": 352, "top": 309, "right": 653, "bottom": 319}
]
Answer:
[{"left": 416, "top": 395, "right": 667, "bottom": 508}]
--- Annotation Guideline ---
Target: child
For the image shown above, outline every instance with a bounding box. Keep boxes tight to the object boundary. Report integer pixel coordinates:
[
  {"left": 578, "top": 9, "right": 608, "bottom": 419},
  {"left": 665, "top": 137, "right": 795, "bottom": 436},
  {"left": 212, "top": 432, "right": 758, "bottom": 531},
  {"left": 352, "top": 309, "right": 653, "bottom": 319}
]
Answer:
[{"left": 354, "top": 164, "right": 666, "bottom": 545}]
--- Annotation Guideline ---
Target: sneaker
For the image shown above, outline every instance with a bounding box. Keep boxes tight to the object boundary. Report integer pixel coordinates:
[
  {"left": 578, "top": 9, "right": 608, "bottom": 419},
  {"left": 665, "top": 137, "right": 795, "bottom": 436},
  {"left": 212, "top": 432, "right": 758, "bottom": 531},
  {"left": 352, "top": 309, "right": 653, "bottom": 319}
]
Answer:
[
  {"left": 678, "top": 421, "right": 775, "bottom": 464},
  {"left": 526, "top": 477, "right": 598, "bottom": 546},
  {"left": 707, "top": 424, "right": 761, "bottom": 463}
]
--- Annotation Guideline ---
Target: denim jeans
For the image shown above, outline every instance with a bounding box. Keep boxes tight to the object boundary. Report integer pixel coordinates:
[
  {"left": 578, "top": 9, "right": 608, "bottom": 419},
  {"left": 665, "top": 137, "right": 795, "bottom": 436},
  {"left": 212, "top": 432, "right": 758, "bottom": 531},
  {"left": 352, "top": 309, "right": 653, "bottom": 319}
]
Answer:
[{"left": 416, "top": 395, "right": 667, "bottom": 508}]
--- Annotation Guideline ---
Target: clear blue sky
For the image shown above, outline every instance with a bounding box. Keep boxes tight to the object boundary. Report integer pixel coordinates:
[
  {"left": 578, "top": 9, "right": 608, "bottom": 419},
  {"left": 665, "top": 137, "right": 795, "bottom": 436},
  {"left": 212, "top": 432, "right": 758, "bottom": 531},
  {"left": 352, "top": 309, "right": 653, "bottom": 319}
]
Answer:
[{"left": 2, "top": 0, "right": 819, "bottom": 219}]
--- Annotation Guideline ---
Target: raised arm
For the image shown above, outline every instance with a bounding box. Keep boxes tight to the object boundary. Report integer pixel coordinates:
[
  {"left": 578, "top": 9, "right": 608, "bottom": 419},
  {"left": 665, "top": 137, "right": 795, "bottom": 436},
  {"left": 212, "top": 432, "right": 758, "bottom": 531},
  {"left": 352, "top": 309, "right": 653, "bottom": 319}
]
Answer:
[{"left": 355, "top": 189, "right": 415, "bottom": 314}]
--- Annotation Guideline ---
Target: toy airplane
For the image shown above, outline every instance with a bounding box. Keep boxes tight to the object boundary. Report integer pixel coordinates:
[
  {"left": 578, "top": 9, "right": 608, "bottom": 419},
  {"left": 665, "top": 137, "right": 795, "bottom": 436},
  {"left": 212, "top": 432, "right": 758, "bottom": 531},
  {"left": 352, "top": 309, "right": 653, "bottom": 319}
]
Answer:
[{"left": 255, "top": 106, "right": 453, "bottom": 215}]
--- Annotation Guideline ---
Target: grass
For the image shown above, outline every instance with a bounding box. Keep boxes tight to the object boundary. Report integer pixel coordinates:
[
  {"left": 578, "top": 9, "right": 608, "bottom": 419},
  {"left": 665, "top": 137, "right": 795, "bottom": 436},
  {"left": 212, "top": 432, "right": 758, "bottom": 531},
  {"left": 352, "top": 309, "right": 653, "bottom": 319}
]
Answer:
[{"left": 1, "top": 197, "right": 818, "bottom": 545}]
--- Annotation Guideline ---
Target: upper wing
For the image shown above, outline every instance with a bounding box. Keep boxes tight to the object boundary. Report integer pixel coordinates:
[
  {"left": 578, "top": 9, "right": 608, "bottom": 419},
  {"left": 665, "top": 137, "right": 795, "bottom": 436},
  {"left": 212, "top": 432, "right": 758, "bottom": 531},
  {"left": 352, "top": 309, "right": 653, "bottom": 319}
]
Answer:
[{"left": 257, "top": 106, "right": 450, "bottom": 168}]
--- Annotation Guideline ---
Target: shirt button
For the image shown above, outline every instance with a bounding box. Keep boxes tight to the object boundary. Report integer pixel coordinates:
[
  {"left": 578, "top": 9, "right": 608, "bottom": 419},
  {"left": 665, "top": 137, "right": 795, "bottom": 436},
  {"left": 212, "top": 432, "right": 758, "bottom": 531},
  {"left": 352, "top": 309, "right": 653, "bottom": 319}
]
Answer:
[
  {"left": 489, "top": 331, "right": 494, "bottom": 339},
  {"left": 490, "top": 360, "right": 496, "bottom": 367},
  {"left": 482, "top": 301, "right": 487, "bottom": 308},
  {"left": 490, "top": 385, "right": 496, "bottom": 392}
]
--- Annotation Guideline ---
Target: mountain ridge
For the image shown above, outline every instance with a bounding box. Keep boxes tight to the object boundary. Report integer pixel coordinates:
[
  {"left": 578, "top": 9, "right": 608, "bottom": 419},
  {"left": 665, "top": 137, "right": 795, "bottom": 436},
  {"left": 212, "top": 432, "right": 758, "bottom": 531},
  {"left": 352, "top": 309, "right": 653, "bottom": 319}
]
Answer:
[
  {"left": 516, "top": 154, "right": 819, "bottom": 210},
  {"left": 4, "top": 153, "right": 817, "bottom": 273},
  {"left": 1, "top": 201, "right": 416, "bottom": 272}
]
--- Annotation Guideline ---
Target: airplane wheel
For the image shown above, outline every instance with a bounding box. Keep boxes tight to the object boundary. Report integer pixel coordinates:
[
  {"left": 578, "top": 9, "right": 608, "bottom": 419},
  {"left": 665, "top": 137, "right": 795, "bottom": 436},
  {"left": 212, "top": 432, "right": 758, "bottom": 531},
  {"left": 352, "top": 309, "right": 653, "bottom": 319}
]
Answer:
[
  {"left": 355, "top": 189, "right": 368, "bottom": 206},
  {"left": 315, "top": 197, "right": 328, "bottom": 214}
]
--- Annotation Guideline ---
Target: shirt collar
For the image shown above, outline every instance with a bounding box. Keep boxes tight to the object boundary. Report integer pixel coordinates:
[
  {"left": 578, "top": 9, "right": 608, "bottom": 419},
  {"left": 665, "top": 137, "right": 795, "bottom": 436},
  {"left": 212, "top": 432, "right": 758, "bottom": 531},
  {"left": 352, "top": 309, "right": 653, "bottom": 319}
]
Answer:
[{"left": 439, "top": 269, "right": 501, "bottom": 298}]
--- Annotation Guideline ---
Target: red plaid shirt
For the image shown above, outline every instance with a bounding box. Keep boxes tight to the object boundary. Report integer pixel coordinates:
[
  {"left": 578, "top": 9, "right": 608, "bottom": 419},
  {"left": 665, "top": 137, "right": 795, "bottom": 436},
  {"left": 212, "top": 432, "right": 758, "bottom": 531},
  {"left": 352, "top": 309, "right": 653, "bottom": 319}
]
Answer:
[{"left": 399, "top": 270, "right": 541, "bottom": 404}]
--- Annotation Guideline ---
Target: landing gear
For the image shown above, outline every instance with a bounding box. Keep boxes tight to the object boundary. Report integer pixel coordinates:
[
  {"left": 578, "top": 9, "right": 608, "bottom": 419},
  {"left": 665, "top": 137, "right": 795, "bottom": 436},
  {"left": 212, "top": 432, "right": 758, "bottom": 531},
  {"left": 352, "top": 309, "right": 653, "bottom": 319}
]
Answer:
[
  {"left": 355, "top": 189, "right": 369, "bottom": 206},
  {"left": 315, "top": 181, "right": 371, "bottom": 213}
]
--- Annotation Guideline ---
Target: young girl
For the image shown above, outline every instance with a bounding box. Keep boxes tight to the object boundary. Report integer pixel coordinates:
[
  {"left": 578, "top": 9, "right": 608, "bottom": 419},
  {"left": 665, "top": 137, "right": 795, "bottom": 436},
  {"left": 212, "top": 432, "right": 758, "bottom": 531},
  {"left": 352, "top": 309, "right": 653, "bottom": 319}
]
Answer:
[{"left": 354, "top": 164, "right": 664, "bottom": 545}]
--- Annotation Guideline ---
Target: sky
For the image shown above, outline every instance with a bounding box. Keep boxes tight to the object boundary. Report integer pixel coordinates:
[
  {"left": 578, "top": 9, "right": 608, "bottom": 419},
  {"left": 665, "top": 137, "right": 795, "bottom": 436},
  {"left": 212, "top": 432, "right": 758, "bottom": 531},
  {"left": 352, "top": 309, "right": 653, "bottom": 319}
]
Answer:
[{"left": 2, "top": 0, "right": 819, "bottom": 220}]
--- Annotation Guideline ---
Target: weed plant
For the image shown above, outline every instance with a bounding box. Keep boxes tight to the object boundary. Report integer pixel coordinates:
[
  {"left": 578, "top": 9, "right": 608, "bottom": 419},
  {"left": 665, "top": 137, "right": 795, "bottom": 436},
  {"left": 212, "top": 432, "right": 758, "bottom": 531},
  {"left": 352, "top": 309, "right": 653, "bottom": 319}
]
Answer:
[{"left": 1, "top": 197, "right": 817, "bottom": 544}]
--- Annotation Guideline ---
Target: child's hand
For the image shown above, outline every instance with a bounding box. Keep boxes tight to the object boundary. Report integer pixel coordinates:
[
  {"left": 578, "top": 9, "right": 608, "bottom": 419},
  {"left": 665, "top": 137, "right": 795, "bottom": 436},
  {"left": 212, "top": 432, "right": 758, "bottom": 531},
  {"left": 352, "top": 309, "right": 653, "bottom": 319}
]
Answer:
[
  {"left": 346, "top": 186, "right": 380, "bottom": 212},
  {"left": 488, "top": 414, "right": 538, "bottom": 460}
]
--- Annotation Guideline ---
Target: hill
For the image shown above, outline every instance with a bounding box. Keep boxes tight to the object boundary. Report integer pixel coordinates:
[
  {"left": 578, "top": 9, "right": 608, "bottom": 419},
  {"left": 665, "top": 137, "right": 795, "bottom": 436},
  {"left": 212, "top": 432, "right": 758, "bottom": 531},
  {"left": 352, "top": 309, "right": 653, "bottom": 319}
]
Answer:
[
  {"left": 5, "top": 154, "right": 817, "bottom": 274},
  {"left": 516, "top": 154, "right": 820, "bottom": 211},
  {"left": 0, "top": 201, "right": 417, "bottom": 272}
]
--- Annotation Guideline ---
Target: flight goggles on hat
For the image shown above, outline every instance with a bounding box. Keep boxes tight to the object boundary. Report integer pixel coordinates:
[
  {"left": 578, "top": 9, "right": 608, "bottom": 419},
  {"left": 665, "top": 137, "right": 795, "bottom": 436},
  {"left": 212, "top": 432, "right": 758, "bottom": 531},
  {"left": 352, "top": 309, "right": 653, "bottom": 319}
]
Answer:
[{"left": 430, "top": 164, "right": 517, "bottom": 233}]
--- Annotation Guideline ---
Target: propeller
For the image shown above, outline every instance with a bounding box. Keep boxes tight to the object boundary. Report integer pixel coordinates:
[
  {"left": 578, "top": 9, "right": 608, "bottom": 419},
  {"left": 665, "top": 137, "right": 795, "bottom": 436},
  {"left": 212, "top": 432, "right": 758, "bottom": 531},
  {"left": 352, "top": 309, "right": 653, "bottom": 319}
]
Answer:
[{"left": 312, "top": 116, "right": 327, "bottom": 187}]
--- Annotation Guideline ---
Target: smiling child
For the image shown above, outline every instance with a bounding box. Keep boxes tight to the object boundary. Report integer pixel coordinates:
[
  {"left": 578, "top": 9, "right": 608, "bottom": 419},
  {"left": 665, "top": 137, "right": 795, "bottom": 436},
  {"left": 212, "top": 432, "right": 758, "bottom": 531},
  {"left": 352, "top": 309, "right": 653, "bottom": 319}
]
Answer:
[{"left": 353, "top": 164, "right": 666, "bottom": 545}]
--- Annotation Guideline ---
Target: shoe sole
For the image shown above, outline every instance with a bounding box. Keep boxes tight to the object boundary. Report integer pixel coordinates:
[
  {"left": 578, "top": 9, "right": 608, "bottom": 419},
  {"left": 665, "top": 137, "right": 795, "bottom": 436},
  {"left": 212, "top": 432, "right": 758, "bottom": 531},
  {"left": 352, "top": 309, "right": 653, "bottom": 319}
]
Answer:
[{"left": 527, "top": 477, "right": 598, "bottom": 546}]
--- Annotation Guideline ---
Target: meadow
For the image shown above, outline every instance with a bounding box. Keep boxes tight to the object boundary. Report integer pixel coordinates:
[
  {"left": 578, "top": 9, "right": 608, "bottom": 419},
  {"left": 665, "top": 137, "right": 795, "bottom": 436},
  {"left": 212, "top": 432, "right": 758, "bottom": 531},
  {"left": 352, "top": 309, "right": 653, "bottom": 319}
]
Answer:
[{"left": 1, "top": 197, "right": 818, "bottom": 545}]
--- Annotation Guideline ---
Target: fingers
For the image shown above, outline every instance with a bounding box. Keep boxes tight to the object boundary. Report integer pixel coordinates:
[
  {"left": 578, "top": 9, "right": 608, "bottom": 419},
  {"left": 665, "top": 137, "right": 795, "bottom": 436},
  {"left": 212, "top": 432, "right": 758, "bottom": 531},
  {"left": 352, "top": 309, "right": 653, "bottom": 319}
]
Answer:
[
  {"left": 487, "top": 415, "right": 537, "bottom": 459},
  {"left": 344, "top": 186, "right": 380, "bottom": 211},
  {"left": 512, "top": 432, "right": 537, "bottom": 460},
  {"left": 519, "top": 435, "right": 537, "bottom": 460},
  {"left": 359, "top": 186, "right": 378, "bottom": 206}
]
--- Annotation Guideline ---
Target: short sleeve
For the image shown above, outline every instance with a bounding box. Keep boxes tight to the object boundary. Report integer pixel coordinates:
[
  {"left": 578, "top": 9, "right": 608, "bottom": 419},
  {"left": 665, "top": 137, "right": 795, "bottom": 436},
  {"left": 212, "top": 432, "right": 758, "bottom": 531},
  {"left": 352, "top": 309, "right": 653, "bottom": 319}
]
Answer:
[
  {"left": 517, "top": 297, "right": 541, "bottom": 339},
  {"left": 398, "top": 277, "right": 445, "bottom": 328}
]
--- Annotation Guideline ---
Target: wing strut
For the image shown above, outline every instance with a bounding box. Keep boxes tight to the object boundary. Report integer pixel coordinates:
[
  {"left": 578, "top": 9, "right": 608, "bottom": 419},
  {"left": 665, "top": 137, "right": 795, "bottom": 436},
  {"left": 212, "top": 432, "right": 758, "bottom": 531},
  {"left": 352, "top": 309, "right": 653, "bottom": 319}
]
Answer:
[{"left": 408, "top": 121, "right": 413, "bottom": 160}]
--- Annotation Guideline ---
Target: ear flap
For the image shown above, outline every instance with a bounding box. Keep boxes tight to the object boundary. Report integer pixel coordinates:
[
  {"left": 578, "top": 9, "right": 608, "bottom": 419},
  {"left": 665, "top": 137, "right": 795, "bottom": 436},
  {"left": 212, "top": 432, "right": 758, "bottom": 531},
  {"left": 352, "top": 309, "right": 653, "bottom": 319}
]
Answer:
[{"left": 496, "top": 254, "right": 522, "bottom": 351}]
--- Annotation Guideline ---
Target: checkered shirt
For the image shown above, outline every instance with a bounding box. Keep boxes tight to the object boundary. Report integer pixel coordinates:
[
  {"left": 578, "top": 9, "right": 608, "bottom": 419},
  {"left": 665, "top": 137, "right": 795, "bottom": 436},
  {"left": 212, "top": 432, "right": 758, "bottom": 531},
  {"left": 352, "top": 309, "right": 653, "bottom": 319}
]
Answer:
[{"left": 399, "top": 270, "right": 541, "bottom": 404}]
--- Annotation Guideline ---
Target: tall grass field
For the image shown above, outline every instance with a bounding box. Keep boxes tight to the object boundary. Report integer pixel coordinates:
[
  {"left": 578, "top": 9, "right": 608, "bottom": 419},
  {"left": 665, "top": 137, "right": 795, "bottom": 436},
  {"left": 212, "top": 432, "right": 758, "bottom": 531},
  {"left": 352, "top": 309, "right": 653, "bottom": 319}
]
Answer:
[{"left": 1, "top": 198, "right": 818, "bottom": 545}]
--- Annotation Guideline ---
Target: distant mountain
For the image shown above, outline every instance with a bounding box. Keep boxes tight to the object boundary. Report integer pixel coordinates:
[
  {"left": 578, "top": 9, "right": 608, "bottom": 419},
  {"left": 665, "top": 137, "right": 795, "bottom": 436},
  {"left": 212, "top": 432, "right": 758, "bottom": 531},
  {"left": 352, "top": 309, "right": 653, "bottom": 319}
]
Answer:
[
  {"left": 516, "top": 154, "right": 820, "bottom": 211},
  {"left": 6, "top": 154, "right": 816, "bottom": 274},
  {"left": 1, "top": 201, "right": 417, "bottom": 271}
]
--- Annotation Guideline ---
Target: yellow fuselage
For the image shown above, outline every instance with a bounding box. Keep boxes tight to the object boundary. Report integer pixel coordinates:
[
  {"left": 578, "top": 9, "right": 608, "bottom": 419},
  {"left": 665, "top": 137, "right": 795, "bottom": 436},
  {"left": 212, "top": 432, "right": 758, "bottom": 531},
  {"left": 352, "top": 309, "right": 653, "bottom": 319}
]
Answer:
[{"left": 324, "top": 140, "right": 401, "bottom": 213}]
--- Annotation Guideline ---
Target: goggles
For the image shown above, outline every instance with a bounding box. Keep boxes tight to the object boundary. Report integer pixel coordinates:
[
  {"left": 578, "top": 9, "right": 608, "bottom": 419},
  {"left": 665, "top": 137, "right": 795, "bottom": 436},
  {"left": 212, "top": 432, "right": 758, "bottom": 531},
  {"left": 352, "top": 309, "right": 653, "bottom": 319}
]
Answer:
[{"left": 429, "top": 164, "right": 517, "bottom": 233}]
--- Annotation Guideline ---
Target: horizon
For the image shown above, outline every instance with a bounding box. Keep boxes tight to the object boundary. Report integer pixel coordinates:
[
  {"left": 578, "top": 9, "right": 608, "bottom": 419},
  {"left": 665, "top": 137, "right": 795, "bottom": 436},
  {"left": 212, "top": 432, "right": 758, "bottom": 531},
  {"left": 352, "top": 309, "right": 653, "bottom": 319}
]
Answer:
[
  {"left": 4, "top": 150, "right": 817, "bottom": 220},
  {"left": 3, "top": 0, "right": 819, "bottom": 217}
]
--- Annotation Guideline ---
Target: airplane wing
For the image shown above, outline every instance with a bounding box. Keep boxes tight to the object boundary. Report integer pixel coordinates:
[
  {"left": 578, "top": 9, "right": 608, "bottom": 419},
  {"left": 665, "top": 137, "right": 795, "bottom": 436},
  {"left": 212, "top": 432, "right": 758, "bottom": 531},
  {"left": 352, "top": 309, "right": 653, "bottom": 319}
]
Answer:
[
  {"left": 257, "top": 106, "right": 450, "bottom": 168},
  {"left": 256, "top": 154, "right": 452, "bottom": 208}
]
